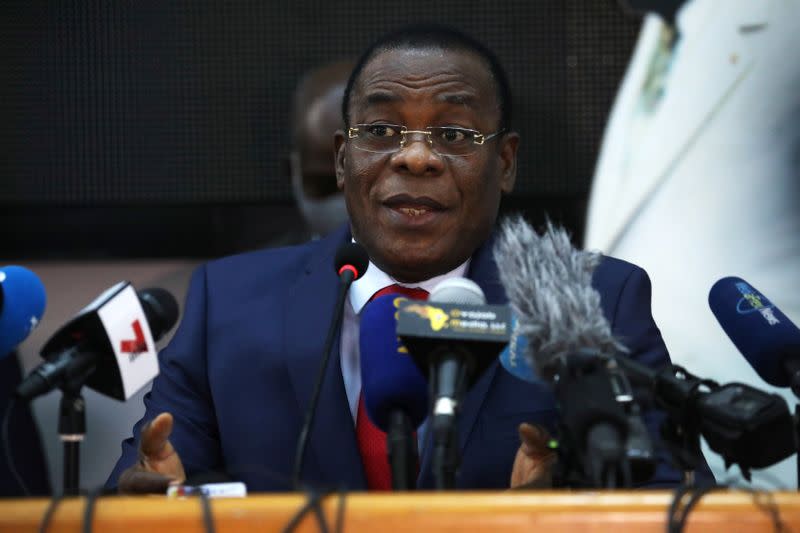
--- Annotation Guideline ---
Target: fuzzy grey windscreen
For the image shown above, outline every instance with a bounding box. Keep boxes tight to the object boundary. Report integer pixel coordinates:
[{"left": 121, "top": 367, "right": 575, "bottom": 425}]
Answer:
[
  {"left": 493, "top": 215, "right": 626, "bottom": 373},
  {"left": 0, "top": 1, "right": 639, "bottom": 205}
]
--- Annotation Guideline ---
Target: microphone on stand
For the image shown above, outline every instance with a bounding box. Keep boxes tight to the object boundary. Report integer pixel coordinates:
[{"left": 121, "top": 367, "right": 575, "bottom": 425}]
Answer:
[
  {"left": 360, "top": 294, "right": 428, "bottom": 490},
  {"left": 292, "top": 242, "right": 369, "bottom": 488},
  {"left": 14, "top": 281, "right": 178, "bottom": 494},
  {"left": 613, "top": 354, "right": 795, "bottom": 480},
  {"left": 396, "top": 277, "right": 511, "bottom": 489},
  {"left": 16, "top": 284, "right": 178, "bottom": 401},
  {"left": 499, "top": 316, "right": 656, "bottom": 484},
  {"left": 709, "top": 276, "right": 800, "bottom": 485},
  {"left": 493, "top": 216, "right": 641, "bottom": 488}
]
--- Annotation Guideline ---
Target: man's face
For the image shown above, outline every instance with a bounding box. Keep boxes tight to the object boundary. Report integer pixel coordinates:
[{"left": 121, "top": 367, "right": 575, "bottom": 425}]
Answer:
[{"left": 335, "top": 47, "right": 518, "bottom": 282}]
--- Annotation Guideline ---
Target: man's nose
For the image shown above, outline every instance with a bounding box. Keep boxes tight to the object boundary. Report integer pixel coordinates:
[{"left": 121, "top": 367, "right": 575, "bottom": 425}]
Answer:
[{"left": 390, "top": 134, "right": 445, "bottom": 176}]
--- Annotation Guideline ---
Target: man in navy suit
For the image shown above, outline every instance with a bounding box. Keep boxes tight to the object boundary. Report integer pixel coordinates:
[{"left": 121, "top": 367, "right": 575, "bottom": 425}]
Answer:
[{"left": 111, "top": 25, "right": 698, "bottom": 492}]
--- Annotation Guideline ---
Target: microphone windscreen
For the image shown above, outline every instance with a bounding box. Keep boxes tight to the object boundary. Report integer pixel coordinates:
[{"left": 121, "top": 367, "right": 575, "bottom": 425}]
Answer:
[
  {"left": 0, "top": 266, "right": 46, "bottom": 358},
  {"left": 709, "top": 276, "right": 800, "bottom": 387},
  {"left": 493, "top": 215, "right": 623, "bottom": 376},
  {"left": 360, "top": 294, "right": 429, "bottom": 431},
  {"left": 138, "top": 288, "right": 179, "bottom": 341},
  {"left": 334, "top": 242, "right": 369, "bottom": 280}
]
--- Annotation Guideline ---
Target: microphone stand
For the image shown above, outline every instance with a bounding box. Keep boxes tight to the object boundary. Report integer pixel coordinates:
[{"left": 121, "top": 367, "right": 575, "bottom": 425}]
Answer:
[
  {"left": 796, "top": 405, "right": 799, "bottom": 490},
  {"left": 291, "top": 243, "right": 367, "bottom": 489},
  {"left": 292, "top": 274, "right": 350, "bottom": 488},
  {"left": 59, "top": 384, "right": 85, "bottom": 495},
  {"left": 783, "top": 378, "right": 800, "bottom": 490},
  {"left": 430, "top": 349, "right": 469, "bottom": 490},
  {"left": 56, "top": 358, "right": 97, "bottom": 495},
  {"left": 387, "top": 410, "right": 417, "bottom": 490}
]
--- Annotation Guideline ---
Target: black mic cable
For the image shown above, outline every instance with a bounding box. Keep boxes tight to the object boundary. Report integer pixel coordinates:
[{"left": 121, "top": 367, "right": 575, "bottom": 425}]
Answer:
[{"left": 292, "top": 242, "right": 369, "bottom": 488}]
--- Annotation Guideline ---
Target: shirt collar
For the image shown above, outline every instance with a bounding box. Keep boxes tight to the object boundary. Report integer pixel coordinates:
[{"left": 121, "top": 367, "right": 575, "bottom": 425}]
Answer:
[{"left": 349, "top": 251, "right": 470, "bottom": 314}]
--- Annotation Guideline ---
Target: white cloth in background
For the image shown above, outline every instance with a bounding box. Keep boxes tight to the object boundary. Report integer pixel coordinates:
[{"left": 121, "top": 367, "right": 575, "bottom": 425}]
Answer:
[{"left": 585, "top": 0, "right": 800, "bottom": 488}]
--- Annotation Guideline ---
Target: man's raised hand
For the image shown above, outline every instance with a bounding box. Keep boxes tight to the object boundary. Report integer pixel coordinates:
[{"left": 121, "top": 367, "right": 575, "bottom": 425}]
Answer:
[{"left": 117, "top": 412, "right": 186, "bottom": 493}]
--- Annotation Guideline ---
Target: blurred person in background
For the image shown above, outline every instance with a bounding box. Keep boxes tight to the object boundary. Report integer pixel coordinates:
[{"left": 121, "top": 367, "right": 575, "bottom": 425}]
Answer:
[
  {"left": 585, "top": 0, "right": 800, "bottom": 487},
  {"left": 289, "top": 59, "right": 355, "bottom": 239}
]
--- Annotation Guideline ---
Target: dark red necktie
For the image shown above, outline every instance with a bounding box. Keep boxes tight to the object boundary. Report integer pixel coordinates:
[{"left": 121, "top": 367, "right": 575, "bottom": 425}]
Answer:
[{"left": 357, "top": 284, "right": 428, "bottom": 490}]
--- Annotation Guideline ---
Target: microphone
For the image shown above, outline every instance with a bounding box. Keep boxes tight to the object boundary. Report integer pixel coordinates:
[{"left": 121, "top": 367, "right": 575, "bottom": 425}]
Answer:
[
  {"left": 0, "top": 266, "right": 46, "bottom": 358},
  {"left": 499, "top": 316, "right": 656, "bottom": 484},
  {"left": 335, "top": 242, "right": 369, "bottom": 285},
  {"left": 493, "top": 216, "right": 637, "bottom": 488},
  {"left": 709, "top": 276, "right": 800, "bottom": 396},
  {"left": 428, "top": 278, "right": 488, "bottom": 432},
  {"left": 395, "top": 277, "right": 511, "bottom": 489},
  {"left": 360, "top": 294, "right": 428, "bottom": 490},
  {"left": 292, "top": 241, "right": 369, "bottom": 488},
  {"left": 499, "top": 315, "right": 539, "bottom": 383},
  {"left": 16, "top": 282, "right": 178, "bottom": 401},
  {"left": 614, "top": 355, "right": 795, "bottom": 477}
]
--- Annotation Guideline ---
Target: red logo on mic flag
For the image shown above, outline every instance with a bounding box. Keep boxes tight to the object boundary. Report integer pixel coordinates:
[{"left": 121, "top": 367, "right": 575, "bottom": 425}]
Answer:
[{"left": 120, "top": 319, "right": 148, "bottom": 354}]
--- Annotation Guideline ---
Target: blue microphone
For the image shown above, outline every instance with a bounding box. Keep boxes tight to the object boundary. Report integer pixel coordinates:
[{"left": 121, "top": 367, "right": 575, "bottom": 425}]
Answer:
[
  {"left": 498, "top": 314, "right": 542, "bottom": 384},
  {"left": 360, "top": 294, "right": 428, "bottom": 430},
  {"left": 360, "top": 293, "right": 428, "bottom": 490},
  {"left": 0, "top": 266, "right": 46, "bottom": 358},
  {"left": 709, "top": 276, "right": 800, "bottom": 395}
]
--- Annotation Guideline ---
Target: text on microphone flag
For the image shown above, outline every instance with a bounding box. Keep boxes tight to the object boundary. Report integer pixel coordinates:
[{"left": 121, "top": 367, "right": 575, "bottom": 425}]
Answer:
[{"left": 97, "top": 284, "right": 159, "bottom": 400}]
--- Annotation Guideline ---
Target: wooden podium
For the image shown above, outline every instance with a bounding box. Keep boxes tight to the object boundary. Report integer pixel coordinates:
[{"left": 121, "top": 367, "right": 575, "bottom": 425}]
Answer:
[{"left": 2, "top": 491, "right": 799, "bottom": 532}]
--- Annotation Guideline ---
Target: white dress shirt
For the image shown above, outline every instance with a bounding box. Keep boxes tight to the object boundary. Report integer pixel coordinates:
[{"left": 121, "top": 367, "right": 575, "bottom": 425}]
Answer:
[{"left": 340, "top": 257, "right": 470, "bottom": 423}]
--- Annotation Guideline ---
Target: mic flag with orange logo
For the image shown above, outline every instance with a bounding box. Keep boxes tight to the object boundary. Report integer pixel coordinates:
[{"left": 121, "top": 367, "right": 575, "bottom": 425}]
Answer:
[{"left": 396, "top": 298, "right": 511, "bottom": 387}]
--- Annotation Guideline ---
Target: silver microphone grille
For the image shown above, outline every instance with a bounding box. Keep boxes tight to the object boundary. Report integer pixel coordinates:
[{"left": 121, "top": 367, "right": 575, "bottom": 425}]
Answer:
[{"left": 429, "top": 277, "right": 486, "bottom": 305}]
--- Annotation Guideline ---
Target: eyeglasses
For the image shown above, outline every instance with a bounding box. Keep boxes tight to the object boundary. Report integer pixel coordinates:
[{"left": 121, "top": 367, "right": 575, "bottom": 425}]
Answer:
[{"left": 347, "top": 123, "right": 505, "bottom": 157}]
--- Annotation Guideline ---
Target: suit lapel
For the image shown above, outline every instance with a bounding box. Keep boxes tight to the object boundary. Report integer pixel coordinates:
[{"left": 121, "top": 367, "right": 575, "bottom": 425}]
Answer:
[
  {"left": 284, "top": 226, "right": 366, "bottom": 489},
  {"left": 418, "top": 235, "right": 507, "bottom": 486},
  {"left": 586, "top": 15, "right": 665, "bottom": 250},
  {"left": 592, "top": 3, "right": 768, "bottom": 252}
]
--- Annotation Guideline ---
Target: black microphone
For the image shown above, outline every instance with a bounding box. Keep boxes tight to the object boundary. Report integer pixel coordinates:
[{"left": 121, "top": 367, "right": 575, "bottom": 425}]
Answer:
[
  {"left": 493, "top": 216, "right": 643, "bottom": 488},
  {"left": 614, "top": 355, "right": 795, "bottom": 479},
  {"left": 16, "top": 283, "right": 178, "bottom": 401},
  {"left": 395, "top": 277, "right": 511, "bottom": 489},
  {"left": 292, "top": 241, "right": 369, "bottom": 488},
  {"left": 498, "top": 319, "right": 656, "bottom": 485}
]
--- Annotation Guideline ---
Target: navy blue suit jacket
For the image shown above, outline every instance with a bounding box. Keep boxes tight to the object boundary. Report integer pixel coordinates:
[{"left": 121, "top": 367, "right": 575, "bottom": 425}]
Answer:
[{"left": 108, "top": 225, "right": 705, "bottom": 490}]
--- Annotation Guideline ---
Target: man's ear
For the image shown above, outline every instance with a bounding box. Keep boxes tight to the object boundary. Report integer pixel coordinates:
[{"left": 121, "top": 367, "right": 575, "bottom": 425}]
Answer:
[
  {"left": 498, "top": 132, "right": 519, "bottom": 194},
  {"left": 334, "top": 130, "right": 346, "bottom": 190}
]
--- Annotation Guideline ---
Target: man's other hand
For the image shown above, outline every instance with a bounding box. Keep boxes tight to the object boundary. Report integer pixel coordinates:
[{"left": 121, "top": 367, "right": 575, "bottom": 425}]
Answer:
[
  {"left": 510, "top": 422, "right": 557, "bottom": 489},
  {"left": 117, "top": 412, "right": 186, "bottom": 493}
]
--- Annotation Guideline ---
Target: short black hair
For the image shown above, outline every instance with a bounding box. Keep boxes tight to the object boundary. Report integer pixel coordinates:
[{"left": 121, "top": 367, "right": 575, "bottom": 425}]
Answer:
[{"left": 342, "top": 24, "right": 512, "bottom": 131}]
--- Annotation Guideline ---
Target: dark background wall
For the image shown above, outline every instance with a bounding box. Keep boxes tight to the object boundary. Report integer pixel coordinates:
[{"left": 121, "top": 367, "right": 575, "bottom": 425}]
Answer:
[
  {"left": 0, "top": 1, "right": 640, "bottom": 258},
  {"left": 1, "top": 0, "right": 643, "bottom": 491}
]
